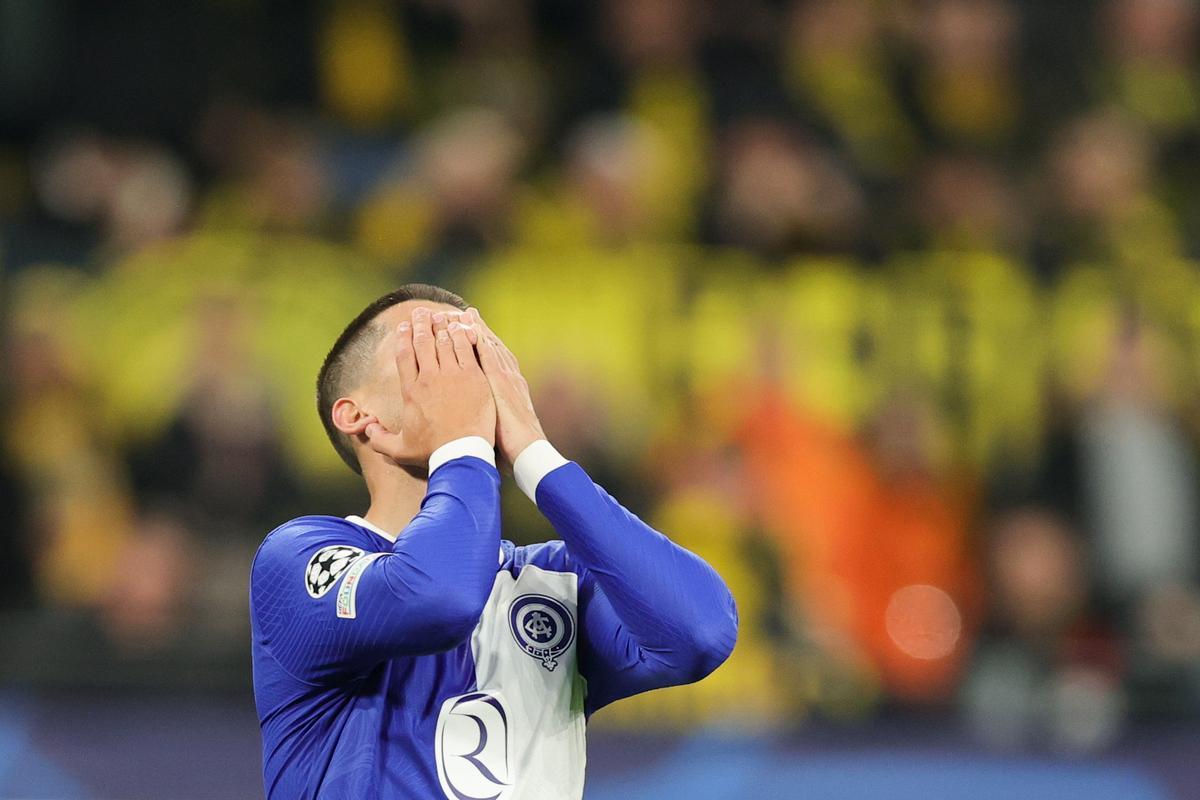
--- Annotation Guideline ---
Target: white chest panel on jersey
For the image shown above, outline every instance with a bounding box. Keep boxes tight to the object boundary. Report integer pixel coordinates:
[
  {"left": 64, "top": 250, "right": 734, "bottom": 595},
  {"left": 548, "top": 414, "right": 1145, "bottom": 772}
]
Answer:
[{"left": 434, "top": 564, "right": 587, "bottom": 800}]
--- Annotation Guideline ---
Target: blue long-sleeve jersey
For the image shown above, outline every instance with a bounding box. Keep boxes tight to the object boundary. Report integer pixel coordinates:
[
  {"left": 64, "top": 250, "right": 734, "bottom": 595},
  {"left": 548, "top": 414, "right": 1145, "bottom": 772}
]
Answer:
[{"left": 250, "top": 443, "right": 738, "bottom": 799}]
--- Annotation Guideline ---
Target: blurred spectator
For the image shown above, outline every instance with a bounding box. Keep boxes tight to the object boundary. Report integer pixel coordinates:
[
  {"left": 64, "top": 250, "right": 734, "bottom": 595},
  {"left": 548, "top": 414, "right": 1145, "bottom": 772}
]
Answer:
[
  {"left": 1100, "top": 0, "right": 1200, "bottom": 135},
  {"left": 357, "top": 107, "right": 524, "bottom": 282},
  {"left": 2, "top": 295, "right": 136, "bottom": 612},
  {"left": 98, "top": 508, "right": 195, "bottom": 650},
  {"left": 604, "top": 0, "right": 702, "bottom": 70},
  {"left": 32, "top": 132, "right": 192, "bottom": 255},
  {"left": 415, "top": 108, "right": 524, "bottom": 256},
  {"left": 126, "top": 294, "right": 301, "bottom": 542},
  {"left": 783, "top": 0, "right": 917, "bottom": 176},
  {"left": 846, "top": 393, "right": 979, "bottom": 702},
  {"left": 317, "top": 1, "right": 415, "bottom": 129},
  {"left": 907, "top": 0, "right": 1021, "bottom": 146},
  {"left": 1045, "top": 111, "right": 1152, "bottom": 226},
  {"left": 196, "top": 107, "right": 332, "bottom": 233},
  {"left": 709, "top": 119, "right": 865, "bottom": 256},
  {"left": 965, "top": 506, "right": 1124, "bottom": 752},
  {"left": 560, "top": 114, "right": 674, "bottom": 245},
  {"left": 1078, "top": 315, "right": 1200, "bottom": 713},
  {"left": 1080, "top": 315, "right": 1198, "bottom": 608},
  {"left": 1033, "top": 110, "right": 1179, "bottom": 277},
  {"left": 737, "top": 322, "right": 977, "bottom": 706},
  {"left": 908, "top": 152, "right": 1028, "bottom": 252}
]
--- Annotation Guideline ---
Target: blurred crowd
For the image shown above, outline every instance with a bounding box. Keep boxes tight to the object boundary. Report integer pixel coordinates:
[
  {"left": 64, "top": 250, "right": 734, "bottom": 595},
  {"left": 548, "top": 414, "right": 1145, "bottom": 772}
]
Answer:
[{"left": 2, "top": 0, "right": 1200, "bottom": 752}]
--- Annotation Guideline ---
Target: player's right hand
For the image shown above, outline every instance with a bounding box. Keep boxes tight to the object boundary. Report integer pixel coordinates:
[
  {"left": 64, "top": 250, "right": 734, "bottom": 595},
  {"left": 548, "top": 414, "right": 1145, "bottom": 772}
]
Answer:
[
  {"left": 466, "top": 309, "right": 547, "bottom": 469},
  {"left": 362, "top": 306, "right": 497, "bottom": 467}
]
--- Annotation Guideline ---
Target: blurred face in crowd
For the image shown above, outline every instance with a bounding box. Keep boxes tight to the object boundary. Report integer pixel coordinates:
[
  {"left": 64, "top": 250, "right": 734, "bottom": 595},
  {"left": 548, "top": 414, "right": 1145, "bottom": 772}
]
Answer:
[
  {"left": 1100, "top": 315, "right": 1165, "bottom": 406},
  {"left": 913, "top": 153, "right": 1025, "bottom": 246},
  {"left": 34, "top": 133, "right": 192, "bottom": 249},
  {"left": 988, "top": 509, "right": 1086, "bottom": 639},
  {"left": 606, "top": 0, "right": 698, "bottom": 67},
  {"left": 567, "top": 115, "right": 662, "bottom": 241},
  {"left": 790, "top": 0, "right": 881, "bottom": 58},
  {"left": 417, "top": 108, "right": 523, "bottom": 223},
  {"left": 864, "top": 393, "right": 944, "bottom": 482},
  {"left": 8, "top": 329, "right": 71, "bottom": 396},
  {"left": 1048, "top": 113, "right": 1150, "bottom": 220},
  {"left": 1104, "top": 0, "right": 1198, "bottom": 63},
  {"left": 920, "top": 0, "right": 1017, "bottom": 72},
  {"left": 716, "top": 120, "right": 863, "bottom": 252}
]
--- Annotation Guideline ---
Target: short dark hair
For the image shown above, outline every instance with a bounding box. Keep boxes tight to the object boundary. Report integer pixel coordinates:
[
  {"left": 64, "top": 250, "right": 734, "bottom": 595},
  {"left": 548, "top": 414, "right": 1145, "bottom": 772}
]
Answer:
[{"left": 317, "top": 283, "right": 469, "bottom": 473}]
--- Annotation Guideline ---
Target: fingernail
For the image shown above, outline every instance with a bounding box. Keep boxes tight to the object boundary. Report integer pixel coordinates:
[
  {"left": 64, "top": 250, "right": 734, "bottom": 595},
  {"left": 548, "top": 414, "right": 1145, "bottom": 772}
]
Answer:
[
  {"left": 449, "top": 321, "right": 462, "bottom": 331},
  {"left": 413, "top": 307, "right": 429, "bottom": 317},
  {"left": 433, "top": 312, "right": 446, "bottom": 323}
]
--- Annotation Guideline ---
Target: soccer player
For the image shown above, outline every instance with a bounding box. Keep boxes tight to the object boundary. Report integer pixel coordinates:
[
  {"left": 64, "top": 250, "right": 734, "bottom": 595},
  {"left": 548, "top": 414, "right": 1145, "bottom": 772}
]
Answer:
[{"left": 250, "top": 284, "right": 737, "bottom": 799}]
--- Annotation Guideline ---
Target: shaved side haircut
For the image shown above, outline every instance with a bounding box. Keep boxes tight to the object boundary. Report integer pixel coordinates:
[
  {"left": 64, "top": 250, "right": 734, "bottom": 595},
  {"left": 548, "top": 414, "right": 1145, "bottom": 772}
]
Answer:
[{"left": 317, "top": 283, "right": 469, "bottom": 473}]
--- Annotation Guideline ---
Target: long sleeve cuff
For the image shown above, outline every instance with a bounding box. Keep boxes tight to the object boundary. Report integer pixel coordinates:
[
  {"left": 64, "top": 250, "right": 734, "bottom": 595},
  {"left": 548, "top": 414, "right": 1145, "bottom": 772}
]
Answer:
[
  {"left": 513, "top": 439, "right": 570, "bottom": 503},
  {"left": 429, "top": 436, "right": 497, "bottom": 474}
]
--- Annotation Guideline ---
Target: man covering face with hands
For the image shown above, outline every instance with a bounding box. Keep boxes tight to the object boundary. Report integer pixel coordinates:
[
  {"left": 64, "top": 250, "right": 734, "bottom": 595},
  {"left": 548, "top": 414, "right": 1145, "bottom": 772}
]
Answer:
[{"left": 250, "top": 283, "right": 738, "bottom": 800}]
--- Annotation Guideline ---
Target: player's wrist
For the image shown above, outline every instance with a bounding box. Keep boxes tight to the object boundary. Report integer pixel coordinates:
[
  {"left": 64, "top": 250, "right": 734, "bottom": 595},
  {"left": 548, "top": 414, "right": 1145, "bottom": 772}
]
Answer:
[
  {"left": 512, "top": 439, "right": 569, "bottom": 502},
  {"left": 429, "top": 435, "right": 497, "bottom": 474},
  {"left": 504, "top": 427, "right": 544, "bottom": 464}
]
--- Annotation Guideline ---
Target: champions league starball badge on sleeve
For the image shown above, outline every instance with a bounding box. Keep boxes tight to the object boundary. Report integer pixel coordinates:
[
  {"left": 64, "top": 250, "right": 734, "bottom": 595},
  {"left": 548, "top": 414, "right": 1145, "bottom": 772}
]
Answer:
[
  {"left": 508, "top": 594, "right": 575, "bottom": 672},
  {"left": 305, "top": 545, "right": 367, "bottom": 598}
]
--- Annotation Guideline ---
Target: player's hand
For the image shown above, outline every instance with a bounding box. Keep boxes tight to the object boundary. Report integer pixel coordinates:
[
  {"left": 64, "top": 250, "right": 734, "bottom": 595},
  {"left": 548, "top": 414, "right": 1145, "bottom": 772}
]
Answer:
[
  {"left": 466, "top": 308, "right": 547, "bottom": 468},
  {"left": 363, "top": 306, "right": 496, "bottom": 467}
]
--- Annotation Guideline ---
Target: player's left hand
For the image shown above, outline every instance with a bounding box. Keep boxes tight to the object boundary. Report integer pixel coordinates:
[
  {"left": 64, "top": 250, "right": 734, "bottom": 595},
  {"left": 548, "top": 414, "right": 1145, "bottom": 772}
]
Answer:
[{"left": 466, "top": 308, "right": 547, "bottom": 468}]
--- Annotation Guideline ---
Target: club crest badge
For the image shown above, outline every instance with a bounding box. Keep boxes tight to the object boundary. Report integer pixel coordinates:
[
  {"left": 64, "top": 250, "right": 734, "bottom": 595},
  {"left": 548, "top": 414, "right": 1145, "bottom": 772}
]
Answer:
[{"left": 508, "top": 594, "right": 575, "bottom": 672}]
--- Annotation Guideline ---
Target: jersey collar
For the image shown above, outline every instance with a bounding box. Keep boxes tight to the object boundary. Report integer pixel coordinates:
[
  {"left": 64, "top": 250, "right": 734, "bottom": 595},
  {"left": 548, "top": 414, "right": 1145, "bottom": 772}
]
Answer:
[{"left": 345, "top": 515, "right": 396, "bottom": 542}]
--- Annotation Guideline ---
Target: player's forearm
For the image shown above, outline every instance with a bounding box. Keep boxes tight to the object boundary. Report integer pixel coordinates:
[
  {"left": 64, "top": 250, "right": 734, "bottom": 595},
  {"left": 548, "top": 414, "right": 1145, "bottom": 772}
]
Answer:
[
  {"left": 375, "top": 454, "right": 502, "bottom": 651},
  {"left": 251, "top": 454, "right": 501, "bottom": 684},
  {"left": 516, "top": 442, "right": 738, "bottom": 681},
  {"left": 324, "top": 450, "right": 501, "bottom": 668}
]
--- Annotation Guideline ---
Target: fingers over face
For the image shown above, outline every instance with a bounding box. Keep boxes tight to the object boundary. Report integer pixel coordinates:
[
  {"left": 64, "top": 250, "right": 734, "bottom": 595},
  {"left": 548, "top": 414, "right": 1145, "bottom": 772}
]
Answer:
[
  {"left": 432, "top": 311, "right": 456, "bottom": 368},
  {"left": 500, "top": 341, "right": 519, "bottom": 371},
  {"left": 448, "top": 321, "right": 478, "bottom": 370},
  {"left": 394, "top": 321, "right": 418, "bottom": 388},
  {"left": 475, "top": 328, "right": 505, "bottom": 376},
  {"left": 458, "top": 317, "right": 479, "bottom": 345},
  {"left": 467, "top": 308, "right": 492, "bottom": 338},
  {"left": 468, "top": 309, "right": 518, "bottom": 372},
  {"left": 410, "top": 306, "right": 438, "bottom": 373}
]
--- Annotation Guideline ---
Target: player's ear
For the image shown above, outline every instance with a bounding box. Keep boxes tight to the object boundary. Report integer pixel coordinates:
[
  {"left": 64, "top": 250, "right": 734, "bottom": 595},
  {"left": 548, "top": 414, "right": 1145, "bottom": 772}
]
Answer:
[{"left": 331, "top": 397, "right": 372, "bottom": 437}]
